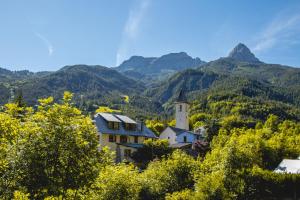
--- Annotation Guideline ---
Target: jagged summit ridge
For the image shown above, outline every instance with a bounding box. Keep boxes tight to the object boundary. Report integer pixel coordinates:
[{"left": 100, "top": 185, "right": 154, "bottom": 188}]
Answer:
[
  {"left": 228, "top": 43, "right": 260, "bottom": 63},
  {"left": 116, "top": 52, "right": 205, "bottom": 75}
]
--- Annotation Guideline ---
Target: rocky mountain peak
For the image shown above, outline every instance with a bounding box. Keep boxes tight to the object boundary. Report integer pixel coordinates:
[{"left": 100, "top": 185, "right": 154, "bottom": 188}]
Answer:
[{"left": 228, "top": 43, "right": 260, "bottom": 63}]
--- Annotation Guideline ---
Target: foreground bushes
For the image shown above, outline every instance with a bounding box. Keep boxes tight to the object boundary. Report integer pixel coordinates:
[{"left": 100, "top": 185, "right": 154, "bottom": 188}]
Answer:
[
  {"left": 0, "top": 92, "right": 109, "bottom": 199},
  {"left": 193, "top": 116, "right": 300, "bottom": 199},
  {"left": 139, "top": 150, "right": 198, "bottom": 200},
  {"left": 88, "top": 164, "right": 141, "bottom": 200},
  {"left": 1, "top": 93, "right": 300, "bottom": 199}
]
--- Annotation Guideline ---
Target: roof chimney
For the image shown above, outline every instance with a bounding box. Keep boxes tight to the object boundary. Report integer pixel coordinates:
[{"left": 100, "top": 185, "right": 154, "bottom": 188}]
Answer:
[{"left": 136, "top": 118, "right": 144, "bottom": 132}]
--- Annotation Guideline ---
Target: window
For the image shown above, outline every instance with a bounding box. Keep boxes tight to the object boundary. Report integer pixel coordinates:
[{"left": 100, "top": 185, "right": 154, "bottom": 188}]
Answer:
[
  {"left": 196, "top": 135, "right": 200, "bottom": 140},
  {"left": 108, "top": 122, "right": 120, "bottom": 130},
  {"left": 183, "top": 136, "right": 187, "bottom": 143},
  {"left": 179, "top": 104, "right": 182, "bottom": 112},
  {"left": 120, "top": 135, "right": 127, "bottom": 143},
  {"left": 108, "top": 135, "right": 116, "bottom": 142},
  {"left": 124, "top": 149, "right": 131, "bottom": 157},
  {"left": 113, "top": 122, "right": 119, "bottom": 130},
  {"left": 108, "top": 122, "right": 113, "bottom": 129},
  {"left": 124, "top": 123, "right": 136, "bottom": 131},
  {"left": 134, "top": 136, "right": 138, "bottom": 143}
]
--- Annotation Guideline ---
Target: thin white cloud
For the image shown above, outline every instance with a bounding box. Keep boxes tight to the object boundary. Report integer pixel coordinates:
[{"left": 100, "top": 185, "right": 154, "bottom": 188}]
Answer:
[
  {"left": 116, "top": 0, "right": 150, "bottom": 66},
  {"left": 34, "top": 32, "right": 54, "bottom": 56},
  {"left": 253, "top": 12, "right": 300, "bottom": 53}
]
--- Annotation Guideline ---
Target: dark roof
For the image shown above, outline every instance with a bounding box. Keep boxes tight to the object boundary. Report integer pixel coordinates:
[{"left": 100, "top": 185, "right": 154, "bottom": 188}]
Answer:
[
  {"left": 168, "top": 126, "right": 194, "bottom": 135},
  {"left": 94, "top": 113, "right": 157, "bottom": 138},
  {"left": 115, "top": 114, "right": 137, "bottom": 124},
  {"left": 176, "top": 90, "right": 188, "bottom": 103},
  {"left": 170, "top": 143, "right": 192, "bottom": 149},
  {"left": 117, "top": 143, "right": 144, "bottom": 149},
  {"left": 99, "top": 113, "right": 121, "bottom": 122},
  {"left": 169, "top": 126, "right": 187, "bottom": 134}
]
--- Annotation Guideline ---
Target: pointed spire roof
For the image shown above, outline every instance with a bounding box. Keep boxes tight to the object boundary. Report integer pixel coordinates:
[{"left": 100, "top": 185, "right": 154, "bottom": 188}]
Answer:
[{"left": 176, "top": 90, "right": 188, "bottom": 103}]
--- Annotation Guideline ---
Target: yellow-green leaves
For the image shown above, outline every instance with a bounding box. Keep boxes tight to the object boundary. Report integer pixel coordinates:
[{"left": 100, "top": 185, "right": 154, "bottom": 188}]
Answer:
[
  {"left": 63, "top": 91, "right": 73, "bottom": 104},
  {"left": 38, "top": 96, "right": 54, "bottom": 107},
  {"left": 89, "top": 164, "right": 141, "bottom": 200},
  {"left": 95, "top": 106, "right": 121, "bottom": 113},
  {"left": 194, "top": 117, "right": 300, "bottom": 199},
  {"left": 145, "top": 120, "right": 165, "bottom": 135},
  {"left": 139, "top": 150, "right": 198, "bottom": 199},
  {"left": 13, "top": 191, "right": 30, "bottom": 200},
  {"left": 0, "top": 92, "right": 111, "bottom": 199}
]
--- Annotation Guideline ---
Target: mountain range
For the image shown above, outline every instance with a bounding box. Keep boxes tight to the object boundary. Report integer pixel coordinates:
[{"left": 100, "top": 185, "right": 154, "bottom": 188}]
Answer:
[
  {"left": 115, "top": 52, "right": 205, "bottom": 82},
  {"left": 0, "top": 43, "right": 300, "bottom": 119},
  {"left": 145, "top": 45, "right": 300, "bottom": 121}
]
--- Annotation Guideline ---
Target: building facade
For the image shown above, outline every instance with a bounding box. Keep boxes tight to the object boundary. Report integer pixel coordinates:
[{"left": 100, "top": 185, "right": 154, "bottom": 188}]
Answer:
[
  {"left": 160, "top": 126, "right": 205, "bottom": 146},
  {"left": 175, "top": 90, "right": 190, "bottom": 130},
  {"left": 94, "top": 113, "right": 157, "bottom": 162},
  {"left": 160, "top": 90, "right": 205, "bottom": 147}
]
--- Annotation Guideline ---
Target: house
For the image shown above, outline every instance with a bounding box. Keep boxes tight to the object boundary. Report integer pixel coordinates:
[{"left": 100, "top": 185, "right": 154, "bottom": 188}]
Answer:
[
  {"left": 160, "top": 90, "right": 205, "bottom": 147},
  {"left": 160, "top": 126, "right": 204, "bottom": 146},
  {"left": 94, "top": 112, "right": 157, "bottom": 162},
  {"left": 274, "top": 158, "right": 300, "bottom": 174}
]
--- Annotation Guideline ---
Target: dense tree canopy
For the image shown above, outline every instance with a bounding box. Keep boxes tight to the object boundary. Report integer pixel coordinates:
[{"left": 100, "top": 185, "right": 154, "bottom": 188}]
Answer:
[
  {"left": 1, "top": 92, "right": 300, "bottom": 200},
  {"left": 0, "top": 92, "right": 111, "bottom": 199}
]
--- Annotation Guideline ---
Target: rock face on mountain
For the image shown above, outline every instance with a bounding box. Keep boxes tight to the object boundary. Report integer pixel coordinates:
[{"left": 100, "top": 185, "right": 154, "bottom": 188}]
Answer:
[
  {"left": 145, "top": 44, "right": 300, "bottom": 108},
  {"left": 228, "top": 43, "right": 261, "bottom": 63},
  {"left": 117, "top": 56, "right": 156, "bottom": 72},
  {"left": 116, "top": 52, "right": 205, "bottom": 80}
]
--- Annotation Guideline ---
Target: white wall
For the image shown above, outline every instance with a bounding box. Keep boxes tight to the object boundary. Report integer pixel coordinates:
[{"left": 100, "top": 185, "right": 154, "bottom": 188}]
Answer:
[
  {"left": 160, "top": 127, "right": 177, "bottom": 145},
  {"left": 175, "top": 102, "right": 189, "bottom": 130},
  {"left": 176, "top": 132, "right": 196, "bottom": 143}
]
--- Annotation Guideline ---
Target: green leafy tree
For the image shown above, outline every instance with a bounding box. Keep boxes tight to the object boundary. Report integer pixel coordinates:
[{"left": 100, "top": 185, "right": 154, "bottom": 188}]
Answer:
[
  {"left": 13, "top": 90, "right": 26, "bottom": 108},
  {"left": 165, "top": 189, "right": 194, "bottom": 200},
  {"left": 1, "top": 92, "right": 112, "bottom": 199},
  {"left": 145, "top": 120, "right": 165, "bottom": 136},
  {"left": 131, "top": 139, "right": 172, "bottom": 167},
  {"left": 88, "top": 164, "right": 141, "bottom": 200},
  {"left": 139, "top": 150, "right": 198, "bottom": 200},
  {"left": 13, "top": 191, "right": 30, "bottom": 200},
  {"left": 264, "top": 114, "right": 279, "bottom": 131},
  {"left": 195, "top": 118, "right": 300, "bottom": 199}
]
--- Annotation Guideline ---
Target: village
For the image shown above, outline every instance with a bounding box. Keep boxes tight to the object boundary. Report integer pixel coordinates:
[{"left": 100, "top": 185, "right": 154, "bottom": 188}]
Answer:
[
  {"left": 94, "top": 91, "right": 300, "bottom": 174},
  {"left": 94, "top": 90, "right": 207, "bottom": 162}
]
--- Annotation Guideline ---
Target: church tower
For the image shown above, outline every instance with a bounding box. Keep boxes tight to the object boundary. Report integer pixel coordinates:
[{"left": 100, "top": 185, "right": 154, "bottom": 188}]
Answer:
[{"left": 175, "top": 90, "right": 189, "bottom": 130}]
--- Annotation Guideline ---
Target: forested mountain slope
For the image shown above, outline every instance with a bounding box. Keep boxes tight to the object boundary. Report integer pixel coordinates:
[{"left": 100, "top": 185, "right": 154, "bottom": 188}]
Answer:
[
  {"left": 145, "top": 44, "right": 300, "bottom": 109},
  {"left": 0, "top": 43, "right": 300, "bottom": 120},
  {"left": 18, "top": 65, "right": 144, "bottom": 105}
]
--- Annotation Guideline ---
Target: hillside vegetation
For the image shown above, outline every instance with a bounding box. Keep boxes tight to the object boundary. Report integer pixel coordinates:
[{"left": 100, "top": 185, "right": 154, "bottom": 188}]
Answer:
[{"left": 0, "top": 93, "right": 299, "bottom": 199}]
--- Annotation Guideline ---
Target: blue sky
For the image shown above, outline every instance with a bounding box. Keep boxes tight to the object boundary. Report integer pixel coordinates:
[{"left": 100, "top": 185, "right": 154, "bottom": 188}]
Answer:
[{"left": 1, "top": 0, "right": 300, "bottom": 71}]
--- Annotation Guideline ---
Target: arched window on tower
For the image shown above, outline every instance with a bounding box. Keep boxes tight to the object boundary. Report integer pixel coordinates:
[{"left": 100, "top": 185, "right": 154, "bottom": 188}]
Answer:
[{"left": 179, "top": 104, "right": 182, "bottom": 112}]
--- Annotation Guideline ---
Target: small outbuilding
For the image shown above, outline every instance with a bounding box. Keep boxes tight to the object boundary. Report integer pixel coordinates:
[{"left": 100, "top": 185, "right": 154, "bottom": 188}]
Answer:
[{"left": 274, "top": 159, "right": 300, "bottom": 174}]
